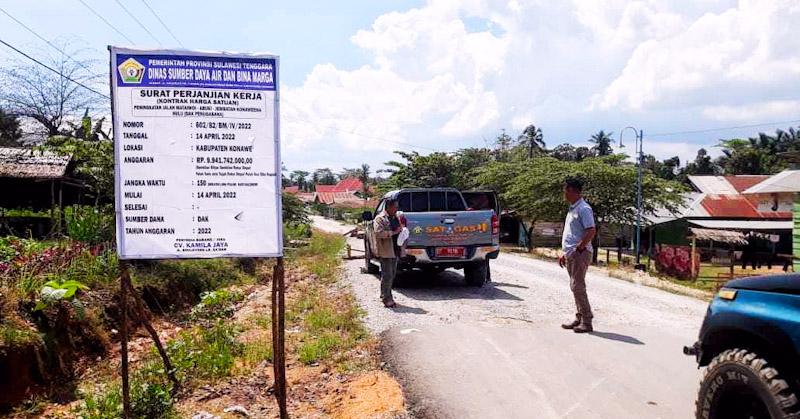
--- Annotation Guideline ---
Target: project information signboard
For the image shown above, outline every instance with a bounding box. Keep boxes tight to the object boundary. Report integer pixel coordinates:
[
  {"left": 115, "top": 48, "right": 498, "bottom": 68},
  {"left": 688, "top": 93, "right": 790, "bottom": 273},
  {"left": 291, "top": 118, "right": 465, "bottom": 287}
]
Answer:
[{"left": 110, "top": 47, "right": 282, "bottom": 259}]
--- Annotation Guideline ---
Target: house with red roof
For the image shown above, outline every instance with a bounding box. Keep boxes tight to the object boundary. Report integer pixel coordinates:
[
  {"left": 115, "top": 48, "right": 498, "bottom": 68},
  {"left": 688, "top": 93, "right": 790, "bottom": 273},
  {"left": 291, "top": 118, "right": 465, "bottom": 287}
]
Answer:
[{"left": 645, "top": 172, "right": 797, "bottom": 270}]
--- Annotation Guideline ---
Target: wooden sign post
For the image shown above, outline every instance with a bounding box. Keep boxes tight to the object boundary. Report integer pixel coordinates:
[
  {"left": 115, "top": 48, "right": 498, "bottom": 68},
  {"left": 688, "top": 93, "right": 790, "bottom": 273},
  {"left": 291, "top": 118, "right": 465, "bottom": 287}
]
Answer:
[{"left": 109, "top": 47, "right": 285, "bottom": 417}]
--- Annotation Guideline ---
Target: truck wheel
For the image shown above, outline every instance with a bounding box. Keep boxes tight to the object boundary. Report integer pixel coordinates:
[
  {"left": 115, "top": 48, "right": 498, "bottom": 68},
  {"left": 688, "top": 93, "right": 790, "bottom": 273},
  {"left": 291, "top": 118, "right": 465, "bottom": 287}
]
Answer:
[
  {"left": 695, "top": 348, "right": 799, "bottom": 419},
  {"left": 363, "top": 237, "right": 378, "bottom": 274},
  {"left": 464, "top": 261, "right": 488, "bottom": 287}
]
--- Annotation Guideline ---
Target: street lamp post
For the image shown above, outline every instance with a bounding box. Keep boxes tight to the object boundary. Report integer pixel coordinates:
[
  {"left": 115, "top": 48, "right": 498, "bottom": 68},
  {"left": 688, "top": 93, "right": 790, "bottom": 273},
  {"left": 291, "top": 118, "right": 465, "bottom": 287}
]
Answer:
[{"left": 619, "top": 127, "right": 645, "bottom": 270}]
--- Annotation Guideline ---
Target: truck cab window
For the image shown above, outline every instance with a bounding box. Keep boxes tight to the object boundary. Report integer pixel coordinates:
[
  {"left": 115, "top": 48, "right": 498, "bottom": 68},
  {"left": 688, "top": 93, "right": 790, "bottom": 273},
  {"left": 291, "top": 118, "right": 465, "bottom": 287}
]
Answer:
[
  {"left": 447, "top": 192, "right": 466, "bottom": 211},
  {"left": 397, "top": 193, "right": 411, "bottom": 212},
  {"left": 429, "top": 191, "right": 446, "bottom": 211},
  {"left": 411, "top": 192, "right": 429, "bottom": 212}
]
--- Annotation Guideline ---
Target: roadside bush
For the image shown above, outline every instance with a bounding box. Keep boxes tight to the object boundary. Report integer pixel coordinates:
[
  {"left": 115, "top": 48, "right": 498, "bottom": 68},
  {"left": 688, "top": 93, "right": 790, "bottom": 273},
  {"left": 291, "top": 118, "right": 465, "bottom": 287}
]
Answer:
[
  {"left": 284, "top": 222, "right": 311, "bottom": 243},
  {"left": 164, "top": 320, "right": 243, "bottom": 382},
  {"left": 63, "top": 205, "right": 113, "bottom": 245},
  {"left": 282, "top": 192, "right": 310, "bottom": 226},
  {"left": 1, "top": 239, "right": 114, "bottom": 293},
  {"left": 77, "top": 374, "right": 177, "bottom": 419},
  {"left": 189, "top": 289, "right": 244, "bottom": 321},
  {"left": 130, "top": 380, "right": 174, "bottom": 419}
]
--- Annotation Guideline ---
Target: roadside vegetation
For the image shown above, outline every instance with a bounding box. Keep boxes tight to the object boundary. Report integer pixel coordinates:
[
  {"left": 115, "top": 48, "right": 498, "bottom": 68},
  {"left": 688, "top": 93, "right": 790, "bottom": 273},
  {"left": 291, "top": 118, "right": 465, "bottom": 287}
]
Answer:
[
  {"left": 287, "top": 232, "right": 369, "bottom": 369},
  {"left": 1, "top": 220, "right": 399, "bottom": 418}
]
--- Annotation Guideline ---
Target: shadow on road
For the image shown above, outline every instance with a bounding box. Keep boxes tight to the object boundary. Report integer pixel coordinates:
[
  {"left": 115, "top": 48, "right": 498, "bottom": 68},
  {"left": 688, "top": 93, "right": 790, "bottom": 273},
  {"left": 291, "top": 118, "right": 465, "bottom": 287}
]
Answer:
[
  {"left": 491, "top": 281, "right": 529, "bottom": 289},
  {"left": 589, "top": 331, "right": 645, "bottom": 345},
  {"left": 392, "top": 270, "right": 523, "bottom": 302},
  {"left": 391, "top": 305, "right": 429, "bottom": 315}
]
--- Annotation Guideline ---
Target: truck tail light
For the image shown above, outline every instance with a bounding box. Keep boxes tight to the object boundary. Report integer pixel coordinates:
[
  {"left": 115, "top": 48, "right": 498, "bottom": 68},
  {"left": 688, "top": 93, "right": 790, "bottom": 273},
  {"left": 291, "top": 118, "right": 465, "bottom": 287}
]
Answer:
[{"left": 491, "top": 213, "right": 499, "bottom": 235}]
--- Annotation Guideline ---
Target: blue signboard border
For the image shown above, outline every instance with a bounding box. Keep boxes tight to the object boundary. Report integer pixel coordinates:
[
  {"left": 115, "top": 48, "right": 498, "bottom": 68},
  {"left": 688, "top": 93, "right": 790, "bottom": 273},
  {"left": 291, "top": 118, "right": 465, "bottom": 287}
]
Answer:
[{"left": 109, "top": 46, "right": 283, "bottom": 259}]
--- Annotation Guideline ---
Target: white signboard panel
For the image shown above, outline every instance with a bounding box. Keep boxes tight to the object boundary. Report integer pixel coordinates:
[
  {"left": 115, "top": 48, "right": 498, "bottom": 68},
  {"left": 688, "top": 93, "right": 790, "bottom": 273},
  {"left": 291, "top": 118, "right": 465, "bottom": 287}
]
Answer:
[{"left": 110, "top": 47, "right": 282, "bottom": 259}]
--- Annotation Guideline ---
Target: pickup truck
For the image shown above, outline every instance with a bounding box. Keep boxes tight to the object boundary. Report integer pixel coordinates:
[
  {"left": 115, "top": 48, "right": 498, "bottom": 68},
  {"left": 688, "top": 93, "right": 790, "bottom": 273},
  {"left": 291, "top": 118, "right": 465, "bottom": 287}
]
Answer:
[
  {"left": 684, "top": 273, "right": 800, "bottom": 419},
  {"left": 362, "top": 188, "right": 499, "bottom": 287}
]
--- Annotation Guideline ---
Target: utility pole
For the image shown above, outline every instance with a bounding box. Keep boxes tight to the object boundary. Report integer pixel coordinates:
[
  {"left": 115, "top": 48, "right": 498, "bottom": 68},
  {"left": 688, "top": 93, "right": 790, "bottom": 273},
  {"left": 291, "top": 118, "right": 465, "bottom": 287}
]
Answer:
[
  {"left": 620, "top": 127, "right": 645, "bottom": 270},
  {"left": 635, "top": 129, "right": 644, "bottom": 269}
]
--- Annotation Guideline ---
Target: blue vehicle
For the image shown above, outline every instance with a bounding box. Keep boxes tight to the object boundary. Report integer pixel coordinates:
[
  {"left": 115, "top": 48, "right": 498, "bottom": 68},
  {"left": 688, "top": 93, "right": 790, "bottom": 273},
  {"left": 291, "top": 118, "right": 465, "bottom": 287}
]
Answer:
[{"left": 685, "top": 273, "right": 800, "bottom": 419}]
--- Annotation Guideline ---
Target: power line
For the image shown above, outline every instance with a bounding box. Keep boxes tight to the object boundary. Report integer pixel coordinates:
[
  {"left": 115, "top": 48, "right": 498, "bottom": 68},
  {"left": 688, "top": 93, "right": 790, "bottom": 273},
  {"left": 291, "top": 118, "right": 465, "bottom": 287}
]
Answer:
[
  {"left": 0, "top": 6, "right": 99, "bottom": 76},
  {"left": 139, "top": 0, "right": 184, "bottom": 48},
  {"left": 0, "top": 38, "right": 109, "bottom": 99},
  {"left": 113, "top": 0, "right": 162, "bottom": 46},
  {"left": 75, "top": 0, "right": 135, "bottom": 45},
  {"left": 649, "top": 119, "right": 800, "bottom": 137}
]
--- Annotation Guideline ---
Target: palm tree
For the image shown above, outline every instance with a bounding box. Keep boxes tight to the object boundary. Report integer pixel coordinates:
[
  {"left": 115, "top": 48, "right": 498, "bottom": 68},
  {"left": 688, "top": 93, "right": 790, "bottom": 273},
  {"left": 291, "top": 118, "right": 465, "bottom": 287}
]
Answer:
[
  {"left": 589, "top": 130, "right": 614, "bottom": 156},
  {"left": 518, "top": 125, "right": 544, "bottom": 158},
  {"left": 356, "top": 163, "right": 371, "bottom": 198}
]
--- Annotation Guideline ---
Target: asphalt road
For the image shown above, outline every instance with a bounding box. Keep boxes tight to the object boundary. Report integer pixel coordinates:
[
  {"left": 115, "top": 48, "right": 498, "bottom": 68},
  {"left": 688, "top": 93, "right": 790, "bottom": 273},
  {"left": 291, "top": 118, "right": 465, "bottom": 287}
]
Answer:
[{"left": 312, "top": 216, "right": 709, "bottom": 419}]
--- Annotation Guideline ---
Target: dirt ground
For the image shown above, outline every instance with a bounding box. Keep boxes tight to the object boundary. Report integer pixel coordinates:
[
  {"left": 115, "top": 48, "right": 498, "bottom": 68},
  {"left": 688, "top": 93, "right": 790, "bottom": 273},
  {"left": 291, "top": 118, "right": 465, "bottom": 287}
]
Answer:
[{"left": 175, "top": 274, "right": 406, "bottom": 419}]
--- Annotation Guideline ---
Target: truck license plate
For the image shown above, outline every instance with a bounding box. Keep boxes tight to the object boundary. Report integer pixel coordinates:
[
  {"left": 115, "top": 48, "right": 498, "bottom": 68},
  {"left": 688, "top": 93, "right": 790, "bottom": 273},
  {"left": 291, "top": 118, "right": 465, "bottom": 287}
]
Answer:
[{"left": 435, "top": 247, "right": 465, "bottom": 258}]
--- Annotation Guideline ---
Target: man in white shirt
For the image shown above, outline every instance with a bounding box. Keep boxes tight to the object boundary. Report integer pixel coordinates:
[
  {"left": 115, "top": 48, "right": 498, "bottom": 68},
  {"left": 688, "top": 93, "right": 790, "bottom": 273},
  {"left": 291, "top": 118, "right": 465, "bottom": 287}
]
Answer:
[{"left": 558, "top": 178, "right": 596, "bottom": 333}]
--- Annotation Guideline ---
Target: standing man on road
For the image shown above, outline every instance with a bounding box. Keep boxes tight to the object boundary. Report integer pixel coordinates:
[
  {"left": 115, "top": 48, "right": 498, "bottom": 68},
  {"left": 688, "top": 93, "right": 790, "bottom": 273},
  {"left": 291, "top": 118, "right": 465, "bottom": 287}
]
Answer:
[
  {"left": 373, "top": 198, "right": 402, "bottom": 308},
  {"left": 558, "top": 178, "right": 596, "bottom": 333}
]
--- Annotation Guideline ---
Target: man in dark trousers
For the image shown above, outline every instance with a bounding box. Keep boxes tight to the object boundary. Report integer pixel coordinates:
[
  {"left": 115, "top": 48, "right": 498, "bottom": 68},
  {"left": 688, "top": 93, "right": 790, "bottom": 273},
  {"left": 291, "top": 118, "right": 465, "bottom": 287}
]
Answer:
[
  {"left": 558, "top": 178, "right": 596, "bottom": 333},
  {"left": 372, "top": 198, "right": 402, "bottom": 308}
]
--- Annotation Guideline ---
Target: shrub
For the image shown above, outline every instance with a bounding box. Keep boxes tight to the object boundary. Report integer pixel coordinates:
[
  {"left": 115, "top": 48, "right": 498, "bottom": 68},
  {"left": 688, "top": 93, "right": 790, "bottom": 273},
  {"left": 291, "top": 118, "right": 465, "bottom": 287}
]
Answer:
[
  {"left": 189, "top": 289, "right": 243, "bottom": 321},
  {"left": 64, "top": 205, "right": 113, "bottom": 244},
  {"left": 165, "top": 320, "right": 243, "bottom": 382},
  {"left": 283, "top": 222, "right": 311, "bottom": 243},
  {"left": 33, "top": 280, "right": 89, "bottom": 319},
  {"left": 130, "top": 381, "right": 175, "bottom": 419},
  {"left": 298, "top": 332, "right": 345, "bottom": 365}
]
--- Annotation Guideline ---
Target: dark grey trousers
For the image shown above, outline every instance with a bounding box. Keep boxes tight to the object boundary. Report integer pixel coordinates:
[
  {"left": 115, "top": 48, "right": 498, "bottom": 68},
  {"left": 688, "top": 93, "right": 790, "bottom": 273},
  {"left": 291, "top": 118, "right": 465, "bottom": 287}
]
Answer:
[{"left": 379, "top": 257, "right": 398, "bottom": 302}]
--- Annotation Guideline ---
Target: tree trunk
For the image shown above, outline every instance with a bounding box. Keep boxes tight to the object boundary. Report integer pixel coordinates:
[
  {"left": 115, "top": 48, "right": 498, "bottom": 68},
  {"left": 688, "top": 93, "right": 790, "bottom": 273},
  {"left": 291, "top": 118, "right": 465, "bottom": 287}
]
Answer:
[{"left": 592, "top": 223, "right": 600, "bottom": 264}]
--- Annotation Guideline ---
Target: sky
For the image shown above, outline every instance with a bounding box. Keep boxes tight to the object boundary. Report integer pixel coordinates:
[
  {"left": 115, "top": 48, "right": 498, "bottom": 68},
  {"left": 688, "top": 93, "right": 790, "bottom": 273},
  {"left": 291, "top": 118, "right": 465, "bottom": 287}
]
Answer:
[{"left": 1, "top": 0, "right": 799, "bottom": 175}]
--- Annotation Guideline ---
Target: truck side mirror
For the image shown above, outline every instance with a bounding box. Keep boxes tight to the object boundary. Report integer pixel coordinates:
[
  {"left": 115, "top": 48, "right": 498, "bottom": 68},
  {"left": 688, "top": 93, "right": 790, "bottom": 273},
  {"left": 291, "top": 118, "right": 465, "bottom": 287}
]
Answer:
[{"left": 361, "top": 211, "right": 373, "bottom": 222}]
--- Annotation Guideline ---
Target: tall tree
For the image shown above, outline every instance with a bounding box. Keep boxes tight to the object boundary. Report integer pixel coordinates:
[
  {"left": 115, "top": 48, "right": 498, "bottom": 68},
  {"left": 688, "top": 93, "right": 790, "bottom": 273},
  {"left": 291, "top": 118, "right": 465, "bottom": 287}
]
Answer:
[
  {"left": 643, "top": 155, "right": 681, "bottom": 181},
  {"left": 357, "top": 163, "right": 371, "bottom": 198},
  {"left": 339, "top": 168, "right": 361, "bottom": 179},
  {"left": 518, "top": 124, "right": 545, "bottom": 159},
  {"left": 549, "top": 143, "right": 593, "bottom": 162},
  {"left": 378, "top": 151, "right": 457, "bottom": 193},
  {"left": 0, "top": 108, "right": 23, "bottom": 147},
  {"left": 684, "top": 148, "right": 719, "bottom": 176},
  {"left": 476, "top": 156, "right": 685, "bottom": 259},
  {"left": 313, "top": 168, "right": 337, "bottom": 185},
  {"left": 589, "top": 130, "right": 614, "bottom": 156},
  {"left": 44, "top": 114, "right": 114, "bottom": 204},
  {"left": 0, "top": 43, "right": 102, "bottom": 139},
  {"left": 290, "top": 170, "right": 310, "bottom": 191}
]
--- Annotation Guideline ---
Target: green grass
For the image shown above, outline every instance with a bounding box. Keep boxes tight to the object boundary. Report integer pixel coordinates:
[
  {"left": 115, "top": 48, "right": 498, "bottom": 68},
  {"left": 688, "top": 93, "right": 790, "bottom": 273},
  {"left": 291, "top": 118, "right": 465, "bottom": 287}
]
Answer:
[
  {"left": 189, "top": 288, "right": 244, "bottom": 321},
  {"left": 0, "top": 322, "right": 42, "bottom": 347},
  {"left": 133, "top": 258, "right": 255, "bottom": 292},
  {"left": 75, "top": 316, "right": 244, "bottom": 418},
  {"left": 289, "top": 231, "right": 345, "bottom": 280},
  {"left": 286, "top": 232, "right": 368, "bottom": 366},
  {"left": 241, "top": 340, "right": 273, "bottom": 367},
  {"left": 163, "top": 320, "right": 243, "bottom": 383}
]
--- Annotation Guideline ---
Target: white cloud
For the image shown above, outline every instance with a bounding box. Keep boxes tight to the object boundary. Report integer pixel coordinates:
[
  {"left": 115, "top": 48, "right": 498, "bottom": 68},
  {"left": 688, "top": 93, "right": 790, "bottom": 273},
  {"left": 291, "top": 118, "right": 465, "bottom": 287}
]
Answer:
[
  {"left": 703, "top": 100, "right": 800, "bottom": 122},
  {"left": 280, "top": 0, "right": 800, "bottom": 171},
  {"left": 593, "top": 0, "right": 800, "bottom": 111}
]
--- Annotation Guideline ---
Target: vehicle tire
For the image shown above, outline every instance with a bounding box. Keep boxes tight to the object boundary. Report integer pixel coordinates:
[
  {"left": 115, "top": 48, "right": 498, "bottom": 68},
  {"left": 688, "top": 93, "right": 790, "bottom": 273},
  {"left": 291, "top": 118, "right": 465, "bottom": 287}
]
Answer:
[
  {"left": 363, "top": 237, "right": 379, "bottom": 274},
  {"left": 695, "top": 348, "right": 799, "bottom": 419},
  {"left": 464, "top": 260, "right": 488, "bottom": 287}
]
